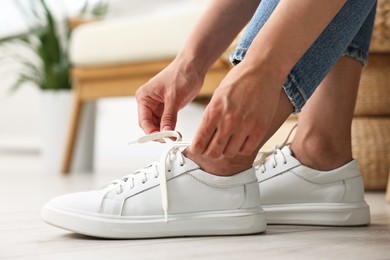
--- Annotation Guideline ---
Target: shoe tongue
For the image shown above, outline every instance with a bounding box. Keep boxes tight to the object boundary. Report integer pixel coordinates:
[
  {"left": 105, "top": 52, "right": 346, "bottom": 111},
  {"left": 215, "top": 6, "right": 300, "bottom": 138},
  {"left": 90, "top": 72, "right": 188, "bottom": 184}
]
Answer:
[
  {"left": 280, "top": 145, "right": 302, "bottom": 165},
  {"left": 281, "top": 145, "right": 292, "bottom": 152},
  {"left": 280, "top": 146, "right": 293, "bottom": 156},
  {"left": 279, "top": 146, "right": 296, "bottom": 161}
]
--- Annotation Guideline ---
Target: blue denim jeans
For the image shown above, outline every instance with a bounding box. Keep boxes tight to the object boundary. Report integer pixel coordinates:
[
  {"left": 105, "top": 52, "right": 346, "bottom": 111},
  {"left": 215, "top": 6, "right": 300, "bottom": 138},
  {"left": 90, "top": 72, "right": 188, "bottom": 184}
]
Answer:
[{"left": 230, "top": 0, "right": 377, "bottom": 113}]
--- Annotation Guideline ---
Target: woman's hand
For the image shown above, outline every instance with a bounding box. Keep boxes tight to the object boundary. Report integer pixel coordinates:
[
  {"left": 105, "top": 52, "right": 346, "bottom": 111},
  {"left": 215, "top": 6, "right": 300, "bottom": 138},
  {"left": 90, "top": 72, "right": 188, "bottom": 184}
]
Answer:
[
  {"left": 190, "top": 61, "right": 284, "bottom": 159},
  {"left": 135, "top": 59, "right": 204, "bottom": 134},
  {"left": 135, "top": 0, "right": 262, "bottom": 134}
]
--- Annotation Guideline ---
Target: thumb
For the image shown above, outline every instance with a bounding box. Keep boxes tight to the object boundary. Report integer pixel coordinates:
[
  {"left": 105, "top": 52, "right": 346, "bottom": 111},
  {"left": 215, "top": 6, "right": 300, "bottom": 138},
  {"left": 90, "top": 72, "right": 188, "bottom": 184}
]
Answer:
[{"left": 160, "top": 103, "right": 178, "bottom": 131}]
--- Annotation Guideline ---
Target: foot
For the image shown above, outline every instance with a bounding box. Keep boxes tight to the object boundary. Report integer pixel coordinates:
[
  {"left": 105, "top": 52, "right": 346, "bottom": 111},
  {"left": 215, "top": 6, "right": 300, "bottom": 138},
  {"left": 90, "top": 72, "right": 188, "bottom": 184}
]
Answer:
[
  {"left": 254, "top": 145, "right": 370, "bottom": 226},
  {"left": 41, "top": 131, "right": 266, "bottom": 238}
]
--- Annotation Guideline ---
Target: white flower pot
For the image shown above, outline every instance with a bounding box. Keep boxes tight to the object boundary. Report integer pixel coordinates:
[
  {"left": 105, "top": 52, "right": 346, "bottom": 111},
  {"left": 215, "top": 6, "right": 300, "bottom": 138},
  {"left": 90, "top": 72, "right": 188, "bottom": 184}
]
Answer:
[{"left": 41, "top": 90, "right": 96, "bottom": 173}]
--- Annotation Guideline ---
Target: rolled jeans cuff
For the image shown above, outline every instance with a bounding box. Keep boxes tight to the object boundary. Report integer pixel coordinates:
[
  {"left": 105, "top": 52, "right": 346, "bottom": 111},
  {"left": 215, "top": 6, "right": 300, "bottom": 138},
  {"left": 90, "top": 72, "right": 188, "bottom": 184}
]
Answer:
[
  {"left": 282, "top": 75, "right": 307, "bottom": 114},
  {"left": 229, "top": 44, "right": 370, "bottom": 113},
  {"left": 229, "top": 48, "right": 247, "bottom": 66},
  {"left": 342, "top": 45, "right": 369, "bottom": 67},
  {"left": 283, "top": 44, "right": 370, "bottom": 113}
]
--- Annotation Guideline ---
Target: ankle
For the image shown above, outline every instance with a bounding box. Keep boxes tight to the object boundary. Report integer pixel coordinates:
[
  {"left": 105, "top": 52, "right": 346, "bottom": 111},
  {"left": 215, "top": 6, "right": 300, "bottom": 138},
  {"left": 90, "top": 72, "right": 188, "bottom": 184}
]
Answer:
[{"left": 290, "top": 134, "right": 353, "bottom": 171}]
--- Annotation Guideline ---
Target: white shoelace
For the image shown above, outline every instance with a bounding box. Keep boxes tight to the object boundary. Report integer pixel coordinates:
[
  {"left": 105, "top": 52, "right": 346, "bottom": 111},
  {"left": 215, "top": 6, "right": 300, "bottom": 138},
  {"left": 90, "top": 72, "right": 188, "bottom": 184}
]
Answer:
[
  {"left": 253, "top": 124, "right": 297, "bottom": 173},
  {"left": 108, "top": 131, "right": 191, "bottom": 222}
]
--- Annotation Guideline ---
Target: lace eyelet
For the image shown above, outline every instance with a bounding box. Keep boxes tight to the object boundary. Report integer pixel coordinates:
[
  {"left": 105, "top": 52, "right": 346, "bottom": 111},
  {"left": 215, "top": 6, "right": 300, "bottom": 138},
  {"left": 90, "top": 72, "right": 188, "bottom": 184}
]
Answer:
[{"left": 180, "top": 164, "right": 184, "bottom": 167}]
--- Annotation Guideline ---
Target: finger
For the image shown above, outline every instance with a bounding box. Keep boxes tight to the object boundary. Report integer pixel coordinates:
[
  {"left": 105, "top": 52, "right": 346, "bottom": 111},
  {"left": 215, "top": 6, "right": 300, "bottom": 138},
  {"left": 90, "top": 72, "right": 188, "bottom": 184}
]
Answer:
[
  {"left": 160, "top": 102, "right": 178, "bottom": 131},
  {"left": 191, "top": 108, "right": 218, "bottom": 155},
  {"left": 202, "top": 110, "right": 239, "bottom": 158},
  {"left": 137, "top": 104, "right": 159, "bottom": 134},
  {"left": 239, "top": 135, "right": 262, "bottom": 156},
  {"left": 223, "top": 131, "right": 249, "bottom": 158},
  {"left": 204, "top": 128, "right": 232, "bottom": 159}
]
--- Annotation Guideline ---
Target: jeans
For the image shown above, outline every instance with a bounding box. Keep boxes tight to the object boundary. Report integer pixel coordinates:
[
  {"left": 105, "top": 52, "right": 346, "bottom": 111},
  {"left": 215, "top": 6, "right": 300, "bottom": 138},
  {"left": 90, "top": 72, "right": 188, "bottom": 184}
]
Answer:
[{"left": 230, "top": 0, "right": 377, "bottom": 113}]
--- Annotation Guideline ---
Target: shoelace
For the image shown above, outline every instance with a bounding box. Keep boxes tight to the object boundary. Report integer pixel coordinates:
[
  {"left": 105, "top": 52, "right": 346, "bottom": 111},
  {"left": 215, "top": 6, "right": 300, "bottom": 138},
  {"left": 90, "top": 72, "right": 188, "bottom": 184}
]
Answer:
[
  {"left": 253, "top": 124, "right": 297, "bottom": 173},
  {"left": 108, "top": 131, "right": 191, "bottom": 222}
]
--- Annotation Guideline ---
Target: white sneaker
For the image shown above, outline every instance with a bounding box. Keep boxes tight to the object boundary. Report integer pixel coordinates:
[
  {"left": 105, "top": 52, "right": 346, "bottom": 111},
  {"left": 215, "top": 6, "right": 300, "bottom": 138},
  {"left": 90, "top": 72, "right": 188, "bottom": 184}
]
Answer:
[
  {"left": 41, "top": 131, "right": 266, "bottom": 238},
  {"left": 254, "top": 145, "right": 370, "bottom": 226}
]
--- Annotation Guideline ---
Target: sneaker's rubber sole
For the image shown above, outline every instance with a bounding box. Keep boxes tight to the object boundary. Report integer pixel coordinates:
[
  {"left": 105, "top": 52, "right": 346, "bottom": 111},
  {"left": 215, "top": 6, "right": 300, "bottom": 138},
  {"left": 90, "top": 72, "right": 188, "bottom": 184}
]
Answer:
[
  {"left": 41, "top": 203, "right": 267, "bottom": 239},
  {"left": 263, "top": 202, "right": 370, "bottom": 226}
]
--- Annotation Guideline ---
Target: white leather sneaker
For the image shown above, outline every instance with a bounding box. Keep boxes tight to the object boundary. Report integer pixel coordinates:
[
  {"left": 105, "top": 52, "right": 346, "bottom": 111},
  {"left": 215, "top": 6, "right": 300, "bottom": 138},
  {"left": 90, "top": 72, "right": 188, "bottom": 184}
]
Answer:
[
  {"left": 41, "top": 131, "right": 266, "bottom": 238},
  {"left": 254, "top": 145, "right": 370, "bottom": 226}
]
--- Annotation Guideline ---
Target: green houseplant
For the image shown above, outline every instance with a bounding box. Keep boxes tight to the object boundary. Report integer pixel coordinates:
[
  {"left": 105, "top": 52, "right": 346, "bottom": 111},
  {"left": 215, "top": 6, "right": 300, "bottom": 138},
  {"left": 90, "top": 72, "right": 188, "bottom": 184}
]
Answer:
[
  {"left": 0, "top": 0, "right": 108, "bottom": 173},
  {"left": 0, "top": 0, "right": 108, "bottom": 91}
]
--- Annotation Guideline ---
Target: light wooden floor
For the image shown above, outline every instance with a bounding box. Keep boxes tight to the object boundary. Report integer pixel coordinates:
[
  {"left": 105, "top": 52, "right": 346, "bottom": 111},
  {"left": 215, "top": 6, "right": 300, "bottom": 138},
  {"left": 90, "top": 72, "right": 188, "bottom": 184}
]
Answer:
[{"left": 1, "top": 152, "right": 389, "bottom": 260}]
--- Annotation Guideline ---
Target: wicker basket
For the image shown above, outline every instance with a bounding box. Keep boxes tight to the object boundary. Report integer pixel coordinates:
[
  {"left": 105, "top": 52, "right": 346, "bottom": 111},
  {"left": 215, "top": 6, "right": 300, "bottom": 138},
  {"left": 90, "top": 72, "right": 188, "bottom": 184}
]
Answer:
[
  {"left": 370, "top": 0, "right": 390, "bottom": 52},
  {"left": 353, "top": 1, "right": 390, "bottom": 191},
  {"left": 352, "top": 117, "right": 390, "bottom": 190},
  {"left": 354, "top": 53, "right": 390, "bottom": 116}
]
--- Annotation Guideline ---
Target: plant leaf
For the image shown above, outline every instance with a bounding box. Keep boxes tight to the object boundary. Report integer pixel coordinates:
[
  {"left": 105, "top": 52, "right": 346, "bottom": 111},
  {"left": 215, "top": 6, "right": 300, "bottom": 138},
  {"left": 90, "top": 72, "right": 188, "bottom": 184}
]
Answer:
[
  {"left": 92, "top": 0, "right": 109, "bottom": 18},
  {"left": 3, "top": 0, "right": 104, "bottom": 92},
  {"left": 8, "top": 74, "right": 39, "bottom": 93},
  {"left": 39, "top": 0, "right": 62, "bottom": 63},
  {"left": 80, "top": 0, "right": 89, "bottom": 15},
  {"left": 0, "top": 33, "right": 29, "bottom": 45}
]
